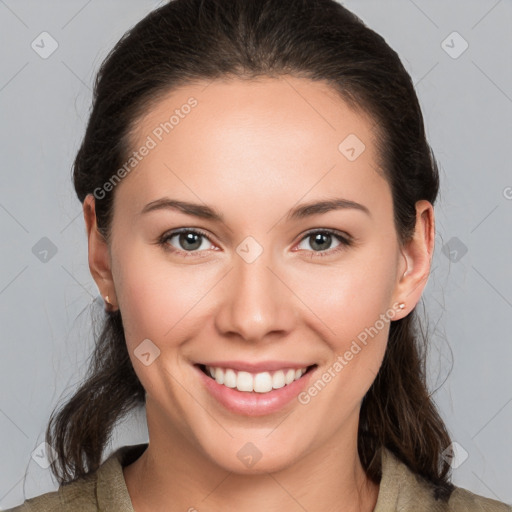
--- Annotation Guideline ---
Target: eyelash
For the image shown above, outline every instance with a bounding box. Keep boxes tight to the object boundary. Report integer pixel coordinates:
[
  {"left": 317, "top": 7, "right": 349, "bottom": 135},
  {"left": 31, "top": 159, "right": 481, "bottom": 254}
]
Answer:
[{"left": 157, "top": 228, "right": 353, "bottom": 259}]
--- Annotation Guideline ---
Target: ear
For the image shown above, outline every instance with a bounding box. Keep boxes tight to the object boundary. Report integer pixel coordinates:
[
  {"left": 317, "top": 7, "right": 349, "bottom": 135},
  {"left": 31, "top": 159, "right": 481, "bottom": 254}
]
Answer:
[
  {"left": 391, "top": 199, "right": 435, "bottom": 319},
  {"left": 83, "top": 194, "right": 117, "bottom": 309}
]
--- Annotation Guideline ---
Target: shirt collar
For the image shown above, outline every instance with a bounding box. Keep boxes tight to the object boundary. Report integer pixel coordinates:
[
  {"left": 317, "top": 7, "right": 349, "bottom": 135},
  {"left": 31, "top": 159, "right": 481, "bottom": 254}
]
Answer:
[{"left": 97, "top": 443, "right": 148, "bottom": 511}]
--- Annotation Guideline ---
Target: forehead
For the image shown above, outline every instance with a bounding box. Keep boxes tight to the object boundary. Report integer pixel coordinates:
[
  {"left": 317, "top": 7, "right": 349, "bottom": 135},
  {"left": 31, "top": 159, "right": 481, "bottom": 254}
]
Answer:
[
  {"left": 132, "top": 75, "right": 378, "bottom": 156},
  {"left": 116, "top": 76, "right": 388, "bottom": 217}
]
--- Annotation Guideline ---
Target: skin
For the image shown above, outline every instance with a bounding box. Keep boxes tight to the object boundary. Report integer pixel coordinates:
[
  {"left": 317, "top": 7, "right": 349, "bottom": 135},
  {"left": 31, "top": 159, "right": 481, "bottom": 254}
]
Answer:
[{"left": 83, "top": 76, "right": 434, "bottom": 512}]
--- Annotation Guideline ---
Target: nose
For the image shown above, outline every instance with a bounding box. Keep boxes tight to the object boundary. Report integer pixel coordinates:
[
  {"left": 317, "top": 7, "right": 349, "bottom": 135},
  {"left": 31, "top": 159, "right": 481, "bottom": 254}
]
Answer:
[{"left": 214, "top": 248, "right": 297, "bottom": 344}]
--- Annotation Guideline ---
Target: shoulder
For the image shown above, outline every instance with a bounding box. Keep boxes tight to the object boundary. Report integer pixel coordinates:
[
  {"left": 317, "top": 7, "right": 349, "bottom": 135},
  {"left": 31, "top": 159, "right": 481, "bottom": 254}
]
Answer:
[
  {"left": 448, "top": 487, "right": 512, "bottom": 512},
  {"left": 375, "top": 448, "right": 511, "bottom": 512},
  {"left": 3, "top": 443, "right": 147, "bottom": 512},
  {"left": 2, "top": 476, "right": 97, "bottom": 512}
]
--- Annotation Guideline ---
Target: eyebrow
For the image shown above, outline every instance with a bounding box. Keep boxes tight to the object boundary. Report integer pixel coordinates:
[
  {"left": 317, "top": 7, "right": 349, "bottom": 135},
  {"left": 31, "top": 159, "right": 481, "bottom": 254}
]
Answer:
[{"left": 140, "top": 197, "right": 371, "bottom": 221}]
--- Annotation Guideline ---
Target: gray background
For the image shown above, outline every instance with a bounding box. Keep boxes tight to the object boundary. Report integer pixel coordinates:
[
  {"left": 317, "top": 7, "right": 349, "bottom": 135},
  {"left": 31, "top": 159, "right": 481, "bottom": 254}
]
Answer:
[{"left": 1, "top": 0, "right": 511, "bottom": 508}]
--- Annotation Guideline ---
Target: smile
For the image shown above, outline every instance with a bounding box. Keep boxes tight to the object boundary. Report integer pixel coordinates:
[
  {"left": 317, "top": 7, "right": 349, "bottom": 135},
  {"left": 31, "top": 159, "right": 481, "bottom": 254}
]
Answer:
[
  {"left": 194, "top": 363, "right": 318, "bottom": 416},
  {"left": 201, "top": 364, "right": 311, "bottom": 393}
]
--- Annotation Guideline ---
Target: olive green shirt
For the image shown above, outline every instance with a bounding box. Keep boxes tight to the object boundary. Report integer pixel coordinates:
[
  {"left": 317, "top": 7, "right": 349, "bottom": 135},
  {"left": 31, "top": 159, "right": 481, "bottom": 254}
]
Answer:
[{"left": 6, "top": 443, "right": 511, "bottom": 511}]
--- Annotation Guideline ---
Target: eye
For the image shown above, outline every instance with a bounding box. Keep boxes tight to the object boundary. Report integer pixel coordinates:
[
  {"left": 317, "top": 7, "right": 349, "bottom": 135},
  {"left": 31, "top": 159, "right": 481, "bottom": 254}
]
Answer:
[
  {"left": 295, "top": 229, "right": 353, "bottom": 258},
  {"left": 158, "top": 227, "right": 353, "bottom": 259},
  {"left": 158, "top": 228, "right": 215, "bottom": 256}
]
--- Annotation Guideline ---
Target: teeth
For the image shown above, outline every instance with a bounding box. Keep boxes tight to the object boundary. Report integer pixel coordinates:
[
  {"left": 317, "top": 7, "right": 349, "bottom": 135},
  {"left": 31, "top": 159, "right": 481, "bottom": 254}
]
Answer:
[{"left": 205, "top": 366, "right": 308, "bottom": 393}]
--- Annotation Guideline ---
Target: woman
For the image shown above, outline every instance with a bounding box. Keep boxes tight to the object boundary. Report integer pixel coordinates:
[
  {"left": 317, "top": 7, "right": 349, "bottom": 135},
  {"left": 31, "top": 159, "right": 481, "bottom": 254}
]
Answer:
[{"left": 7, "top": 0, "right": 510, "bottom": 510}]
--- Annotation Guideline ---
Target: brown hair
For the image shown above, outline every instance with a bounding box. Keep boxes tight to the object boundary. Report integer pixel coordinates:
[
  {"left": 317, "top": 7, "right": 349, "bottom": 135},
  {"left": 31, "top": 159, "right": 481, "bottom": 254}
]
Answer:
[{"left": 46, "top": 0, "right": 454, "bottom": 499}]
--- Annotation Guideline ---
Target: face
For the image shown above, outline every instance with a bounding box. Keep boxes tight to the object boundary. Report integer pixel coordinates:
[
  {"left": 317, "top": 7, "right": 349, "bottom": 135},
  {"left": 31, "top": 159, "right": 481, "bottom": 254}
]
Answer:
[{"left": 90, "top": 76, "right": 422, "bottom": 474}]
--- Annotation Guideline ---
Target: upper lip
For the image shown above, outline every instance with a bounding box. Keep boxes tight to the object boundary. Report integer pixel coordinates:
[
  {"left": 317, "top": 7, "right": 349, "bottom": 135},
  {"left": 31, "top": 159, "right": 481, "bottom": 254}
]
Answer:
[{"left": 196, "top": 360, "right": 316, "bottom": 373}]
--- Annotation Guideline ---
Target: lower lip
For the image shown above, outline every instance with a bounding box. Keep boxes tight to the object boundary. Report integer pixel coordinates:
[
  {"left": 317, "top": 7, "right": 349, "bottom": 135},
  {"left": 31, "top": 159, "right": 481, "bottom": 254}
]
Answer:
[{"left": 194, "top": 364, "right": 317, "bottom": 416}]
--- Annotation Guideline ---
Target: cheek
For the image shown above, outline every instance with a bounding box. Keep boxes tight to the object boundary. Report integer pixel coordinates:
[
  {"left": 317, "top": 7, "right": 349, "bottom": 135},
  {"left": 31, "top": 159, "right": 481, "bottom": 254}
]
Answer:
[
  {"left": 112, "top": 243, "right": 212, "bottom": 350},
  {"left": 295, "top": 243, "right": 398, "bottom": 400},
  {"left": 298, "top": 281, "right": 392, "bottom": 420},
  {"left": 112, "top": 249, "right": 216, "bottom": 406},
  {"left": 303, "top": 243, "right": 398, "bottom": 345}
]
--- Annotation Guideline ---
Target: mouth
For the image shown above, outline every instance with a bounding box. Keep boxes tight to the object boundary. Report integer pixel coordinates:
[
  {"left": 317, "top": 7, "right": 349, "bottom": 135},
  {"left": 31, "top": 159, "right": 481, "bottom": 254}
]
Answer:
[
  {"left": 193, "top": 362, "right": 318, "bottom": 416},
  {"left": 196, "top": 363, "right": 317, "bottom": 393}
]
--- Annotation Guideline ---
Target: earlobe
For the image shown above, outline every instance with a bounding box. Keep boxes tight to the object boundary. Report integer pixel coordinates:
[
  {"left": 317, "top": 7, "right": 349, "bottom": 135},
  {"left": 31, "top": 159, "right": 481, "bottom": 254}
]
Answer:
[
  {"left": 83, "top": 194, "right": 117, "bottom": 308},
  {"left": 392, "top": 200, "right": 435, "bottom": 317}
]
